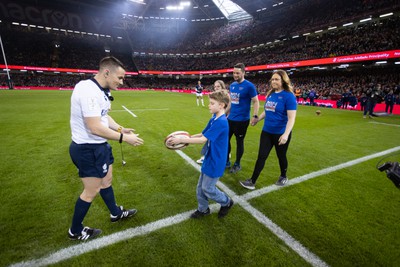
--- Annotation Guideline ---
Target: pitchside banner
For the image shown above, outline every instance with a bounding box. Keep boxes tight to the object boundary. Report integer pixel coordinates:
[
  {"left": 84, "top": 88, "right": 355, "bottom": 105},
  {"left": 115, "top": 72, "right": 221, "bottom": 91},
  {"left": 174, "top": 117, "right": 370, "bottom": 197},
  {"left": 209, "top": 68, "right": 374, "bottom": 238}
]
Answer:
[{"left": 1, "top": 50, "right": 399, "bottom": 75}]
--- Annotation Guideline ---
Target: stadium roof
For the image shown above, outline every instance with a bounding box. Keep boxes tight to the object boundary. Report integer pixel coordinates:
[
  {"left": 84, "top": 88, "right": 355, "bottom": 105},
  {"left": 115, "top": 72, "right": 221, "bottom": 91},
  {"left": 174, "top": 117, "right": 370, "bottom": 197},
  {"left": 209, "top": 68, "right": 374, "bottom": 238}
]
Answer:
[{"left": 12, "top": 0, "right": 295, "bottom": 23}]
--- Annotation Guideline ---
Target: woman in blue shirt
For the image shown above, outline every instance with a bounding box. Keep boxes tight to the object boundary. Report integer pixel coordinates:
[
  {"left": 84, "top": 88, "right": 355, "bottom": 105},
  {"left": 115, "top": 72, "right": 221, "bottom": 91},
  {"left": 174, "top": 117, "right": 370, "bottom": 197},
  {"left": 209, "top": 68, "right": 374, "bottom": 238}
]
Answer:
[{"left": 240, "top": 70, "right": 297, "bottom": 190}]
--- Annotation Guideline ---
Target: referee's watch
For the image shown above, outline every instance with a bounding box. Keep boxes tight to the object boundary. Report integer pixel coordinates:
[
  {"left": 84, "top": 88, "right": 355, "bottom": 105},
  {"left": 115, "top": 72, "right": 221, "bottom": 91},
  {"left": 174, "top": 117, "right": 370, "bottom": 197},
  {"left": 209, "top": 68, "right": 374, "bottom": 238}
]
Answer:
[{"left": 253, "top": 115, "right": 258, "bottom": 119}]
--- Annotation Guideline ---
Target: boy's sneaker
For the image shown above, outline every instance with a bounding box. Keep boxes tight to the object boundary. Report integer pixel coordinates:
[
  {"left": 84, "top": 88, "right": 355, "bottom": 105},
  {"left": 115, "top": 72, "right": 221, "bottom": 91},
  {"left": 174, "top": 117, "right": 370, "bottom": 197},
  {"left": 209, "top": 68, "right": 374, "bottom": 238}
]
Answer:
[
  {"left": 240, "top": 179, "right": 255, "bottom": 190},
  {"left": 225, "top": 161, "right": 231, "bottom": 168},
  {"left": 229, "top": 163, "right": 241, "bottom": 174},
  {"left": 68, "top": 226, "right": 102, "bottom": 241},
  {"left": 111, "top": 206, "right": 137, "bottom": 222},
  {"left": 196, "top": 157, "right": 204, "bottom": 164},
  {"left": 190, "top": 208, "right": 210, "bottom": 219},
  {"left": 218, "top": 199, "right": 234, "bottom": 218},
  {"left": 275, "top": 176, "right": 288, "bottom": 186}
]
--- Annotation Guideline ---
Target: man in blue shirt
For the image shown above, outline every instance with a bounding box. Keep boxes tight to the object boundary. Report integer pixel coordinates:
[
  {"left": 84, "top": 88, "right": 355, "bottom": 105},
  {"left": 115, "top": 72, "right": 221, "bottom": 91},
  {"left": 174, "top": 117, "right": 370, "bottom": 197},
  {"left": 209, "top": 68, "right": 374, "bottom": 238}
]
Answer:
[{"left": 227, "top": 63, "right": 260, "bottom": 173}]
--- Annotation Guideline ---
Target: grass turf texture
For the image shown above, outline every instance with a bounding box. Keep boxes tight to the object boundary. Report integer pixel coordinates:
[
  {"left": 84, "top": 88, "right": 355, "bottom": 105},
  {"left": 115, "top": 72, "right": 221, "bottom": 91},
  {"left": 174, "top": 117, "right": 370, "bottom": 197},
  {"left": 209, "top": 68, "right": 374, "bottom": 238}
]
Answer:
[{"left": 0, "top": 90, "right": 399, "bottom": 267}]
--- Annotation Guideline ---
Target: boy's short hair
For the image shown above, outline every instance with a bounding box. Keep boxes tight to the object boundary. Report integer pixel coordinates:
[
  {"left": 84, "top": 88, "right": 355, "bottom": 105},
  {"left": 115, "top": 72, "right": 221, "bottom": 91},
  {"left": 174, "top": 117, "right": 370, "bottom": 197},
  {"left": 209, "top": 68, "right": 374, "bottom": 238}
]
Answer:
[{"left": 209, "top": 90, "right": 230, "bottom": 109}]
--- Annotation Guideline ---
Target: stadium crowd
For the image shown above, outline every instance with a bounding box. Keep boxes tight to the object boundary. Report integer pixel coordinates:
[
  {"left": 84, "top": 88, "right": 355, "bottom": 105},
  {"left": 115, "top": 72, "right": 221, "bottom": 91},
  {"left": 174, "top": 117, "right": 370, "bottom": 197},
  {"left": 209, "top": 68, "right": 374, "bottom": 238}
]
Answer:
[{"left": 3, "top": 67, "right": 399, "bottom": 107}]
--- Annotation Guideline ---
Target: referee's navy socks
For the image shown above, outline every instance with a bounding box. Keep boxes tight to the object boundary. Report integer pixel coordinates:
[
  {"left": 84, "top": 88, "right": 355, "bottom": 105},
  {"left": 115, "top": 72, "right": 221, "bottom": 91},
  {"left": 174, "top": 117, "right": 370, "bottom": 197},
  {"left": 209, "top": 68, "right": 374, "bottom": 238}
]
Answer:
[
  {"left": 100, "top": 186, "right": 121, "bottom": 216},
  {"left": 71, "top": 197, "right": 91, "bottom": 234}
]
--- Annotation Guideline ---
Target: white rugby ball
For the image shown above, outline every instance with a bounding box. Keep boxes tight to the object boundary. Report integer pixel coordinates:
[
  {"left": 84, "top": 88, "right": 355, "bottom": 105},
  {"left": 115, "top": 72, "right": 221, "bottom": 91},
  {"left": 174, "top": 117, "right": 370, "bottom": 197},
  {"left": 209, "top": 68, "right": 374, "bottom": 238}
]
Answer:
[{"left": 164, "top": 131, "right": 190, "bottom": 150}]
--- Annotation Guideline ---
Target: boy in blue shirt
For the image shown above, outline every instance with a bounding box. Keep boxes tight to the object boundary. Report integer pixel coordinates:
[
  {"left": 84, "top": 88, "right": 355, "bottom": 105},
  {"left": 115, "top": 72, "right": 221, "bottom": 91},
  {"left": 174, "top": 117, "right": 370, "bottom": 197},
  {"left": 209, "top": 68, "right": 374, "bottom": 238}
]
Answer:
[{"left": 168, "top": 90, "right": 233, "bottom": 218}]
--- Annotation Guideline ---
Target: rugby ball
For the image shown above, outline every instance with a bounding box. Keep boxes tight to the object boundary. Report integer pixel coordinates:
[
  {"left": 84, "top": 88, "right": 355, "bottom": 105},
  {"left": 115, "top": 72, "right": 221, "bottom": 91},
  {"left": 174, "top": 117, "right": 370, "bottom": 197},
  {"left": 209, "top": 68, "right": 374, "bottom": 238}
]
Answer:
[
  {"left": 164, "top": 131, "right": 190, "bottom": 150},
  {"left": 316, "top": 110, "right": 321, "bottom": 115}
]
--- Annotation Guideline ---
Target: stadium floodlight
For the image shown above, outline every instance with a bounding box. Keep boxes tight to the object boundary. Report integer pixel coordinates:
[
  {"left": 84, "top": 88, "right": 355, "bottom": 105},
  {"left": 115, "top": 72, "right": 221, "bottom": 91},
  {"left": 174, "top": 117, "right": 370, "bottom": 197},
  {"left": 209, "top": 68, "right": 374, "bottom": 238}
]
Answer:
[
  {"left": 166, "top": 1, "right": 190, "bottom": 10},
  {"left": 360, "top": 18, "right": 372, "bottom": 23},
  {"left": 343, "top": 22, "right": 353, "bottom": 27},
  {"left": 128, "top": 0, "right": 145, "bottom": 4},
  {"left": 166, "top": 6, "right": 183, "bottom": 10},
  {"left": 328, "top": 26, "right": 337, "bottom": 30},
  {"left": 380, "top": 12, "right": 393, "bottom": 18},
  {"left": 376, "top": 61, "right": 387, "bottom": 64}
]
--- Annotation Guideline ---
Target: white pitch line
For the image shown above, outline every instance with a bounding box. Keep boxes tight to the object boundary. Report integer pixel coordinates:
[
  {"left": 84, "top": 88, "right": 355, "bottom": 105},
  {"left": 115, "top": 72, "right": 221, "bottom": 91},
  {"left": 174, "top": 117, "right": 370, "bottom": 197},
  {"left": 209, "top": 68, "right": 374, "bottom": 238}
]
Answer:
[
  {"left": 216, "top": 181, "right": 329, "bottom": 267},
  {"left": 9, "top": 211, "right": 193, "bottom": 267},
  {"left": 122, "top": 105, "right": 137, "bottom": 117},
  {"left": 112, "top": 108, "right": 170, "bottom": 112},
  {"left": 132, "top": 108, "right": 170, "bottom": 111},
  {"left": 243, "top": 146, "right": 400, "bottom": 201},
  {"left": 369, "top": 121, "right": 400, "bottom": 127},
  {"left": 9, "top": 146, "right": 400, "bottom": 267}
]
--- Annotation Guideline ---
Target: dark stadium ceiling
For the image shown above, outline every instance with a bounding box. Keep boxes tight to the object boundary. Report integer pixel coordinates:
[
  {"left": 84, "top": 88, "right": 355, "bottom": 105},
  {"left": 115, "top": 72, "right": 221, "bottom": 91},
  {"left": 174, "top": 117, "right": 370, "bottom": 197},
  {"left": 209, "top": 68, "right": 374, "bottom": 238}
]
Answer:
[{"left": 15, "top": 0, "right": 298, "bottom": 22}]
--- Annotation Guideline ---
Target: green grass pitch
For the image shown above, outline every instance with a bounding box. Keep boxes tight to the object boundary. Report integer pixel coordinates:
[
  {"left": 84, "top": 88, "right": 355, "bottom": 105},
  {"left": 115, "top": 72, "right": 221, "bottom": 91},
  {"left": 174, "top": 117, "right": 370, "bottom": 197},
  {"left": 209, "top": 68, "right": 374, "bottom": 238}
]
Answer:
[{"left": 0, "top": 89, "right": 399, "bottom": 267}]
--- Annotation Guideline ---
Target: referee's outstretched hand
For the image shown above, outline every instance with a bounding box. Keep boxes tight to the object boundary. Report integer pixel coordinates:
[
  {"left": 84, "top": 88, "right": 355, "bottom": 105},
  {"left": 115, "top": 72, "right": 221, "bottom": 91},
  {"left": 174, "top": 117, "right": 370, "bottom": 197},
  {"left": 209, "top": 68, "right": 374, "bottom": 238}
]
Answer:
[{"left": 124, "top": 132, "right": 144, "bottom": 147}]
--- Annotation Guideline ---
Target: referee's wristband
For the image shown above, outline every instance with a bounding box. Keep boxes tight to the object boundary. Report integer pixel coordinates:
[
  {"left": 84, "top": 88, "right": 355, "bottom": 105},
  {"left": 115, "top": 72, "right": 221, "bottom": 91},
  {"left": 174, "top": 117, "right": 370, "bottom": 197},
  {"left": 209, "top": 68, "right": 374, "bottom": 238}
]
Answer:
[{"left": 119, "top": 133, "right": 123, "bottom": 143}]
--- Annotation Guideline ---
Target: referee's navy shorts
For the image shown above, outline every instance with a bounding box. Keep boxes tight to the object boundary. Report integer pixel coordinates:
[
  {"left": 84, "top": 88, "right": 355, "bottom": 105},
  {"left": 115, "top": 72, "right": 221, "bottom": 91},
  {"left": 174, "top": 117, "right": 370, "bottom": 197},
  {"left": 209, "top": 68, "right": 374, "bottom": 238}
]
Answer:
[{"left": 69, "top": 141, "right": 114, "bottom": 178}]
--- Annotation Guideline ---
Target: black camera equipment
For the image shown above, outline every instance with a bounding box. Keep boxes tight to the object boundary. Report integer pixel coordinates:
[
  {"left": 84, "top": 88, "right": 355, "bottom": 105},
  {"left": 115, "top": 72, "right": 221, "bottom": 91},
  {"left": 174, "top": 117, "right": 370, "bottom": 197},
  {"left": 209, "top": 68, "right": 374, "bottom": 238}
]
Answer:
[{"left": 378, "top": 161, "right": 400, "bottom": 188}]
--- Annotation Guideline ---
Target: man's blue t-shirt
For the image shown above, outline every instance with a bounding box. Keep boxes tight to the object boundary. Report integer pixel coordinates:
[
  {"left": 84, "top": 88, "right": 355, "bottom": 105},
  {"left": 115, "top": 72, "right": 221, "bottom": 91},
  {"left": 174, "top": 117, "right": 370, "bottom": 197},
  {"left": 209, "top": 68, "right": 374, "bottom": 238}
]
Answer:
[
  {"left": 201, "top": 115, "right": 229, "bottom": 178},
  {"left": 263, "top": 91, "right": 297, "bottom": 135},
  {"left": 229, "top": 79, "right": 258, "bottom": 121}
]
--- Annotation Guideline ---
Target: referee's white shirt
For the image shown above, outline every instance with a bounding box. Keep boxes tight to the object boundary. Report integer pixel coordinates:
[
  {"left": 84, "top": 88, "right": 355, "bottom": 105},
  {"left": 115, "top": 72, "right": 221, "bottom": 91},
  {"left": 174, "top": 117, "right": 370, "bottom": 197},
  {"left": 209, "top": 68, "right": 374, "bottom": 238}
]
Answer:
[{"left": 70, "top": 79, "right": 110, "bottom": 144}]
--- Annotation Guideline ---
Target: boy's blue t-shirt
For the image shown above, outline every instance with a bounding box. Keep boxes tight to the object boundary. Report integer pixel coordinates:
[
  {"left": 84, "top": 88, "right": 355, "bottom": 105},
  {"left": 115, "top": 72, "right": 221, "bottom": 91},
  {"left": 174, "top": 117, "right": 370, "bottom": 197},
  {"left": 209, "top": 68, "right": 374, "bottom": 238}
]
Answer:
[
  {"left": 229, "top": 79, "right": 258, "bottom": 121},
  {"left": 263, "top": 91, "right": 297, "bottom": 134},
  {"left": 201, "top": 115, "right": 229, "bottom": 178}
]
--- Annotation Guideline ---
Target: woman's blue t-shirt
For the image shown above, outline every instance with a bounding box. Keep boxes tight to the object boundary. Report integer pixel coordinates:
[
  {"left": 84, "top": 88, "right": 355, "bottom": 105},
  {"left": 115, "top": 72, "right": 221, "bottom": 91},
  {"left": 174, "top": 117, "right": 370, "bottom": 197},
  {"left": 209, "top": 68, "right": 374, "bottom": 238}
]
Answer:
[{"left": 263, "top": 91, "right": 297, "bottom": 134}]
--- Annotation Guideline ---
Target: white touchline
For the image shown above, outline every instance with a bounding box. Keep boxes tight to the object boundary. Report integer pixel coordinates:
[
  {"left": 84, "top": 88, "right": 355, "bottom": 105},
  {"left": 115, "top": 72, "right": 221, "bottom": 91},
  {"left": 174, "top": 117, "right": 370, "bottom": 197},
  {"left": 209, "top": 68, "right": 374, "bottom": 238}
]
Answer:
[
  {"left": 10, "top": 146, "right": 400, "bottom": 267},
  {"left": 122, "top": 105, "right": 137, "bottom": 117},
  {"left": 243, "top": 146, "right": 400, "bottom": 201},
  {"left": 369, "top": 121, "right": 400, "bottom": 127}
]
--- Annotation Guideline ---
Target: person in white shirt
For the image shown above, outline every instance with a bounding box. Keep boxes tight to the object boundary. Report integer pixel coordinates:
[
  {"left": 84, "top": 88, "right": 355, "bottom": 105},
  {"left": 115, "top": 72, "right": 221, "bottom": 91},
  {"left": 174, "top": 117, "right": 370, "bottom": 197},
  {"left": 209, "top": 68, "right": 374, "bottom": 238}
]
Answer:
[
  {"left": 68, "top": 56, "right": 144, "bottom": 241},
  {"left": 195, "top": 80, "right": 205, "bottom": 106}
]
